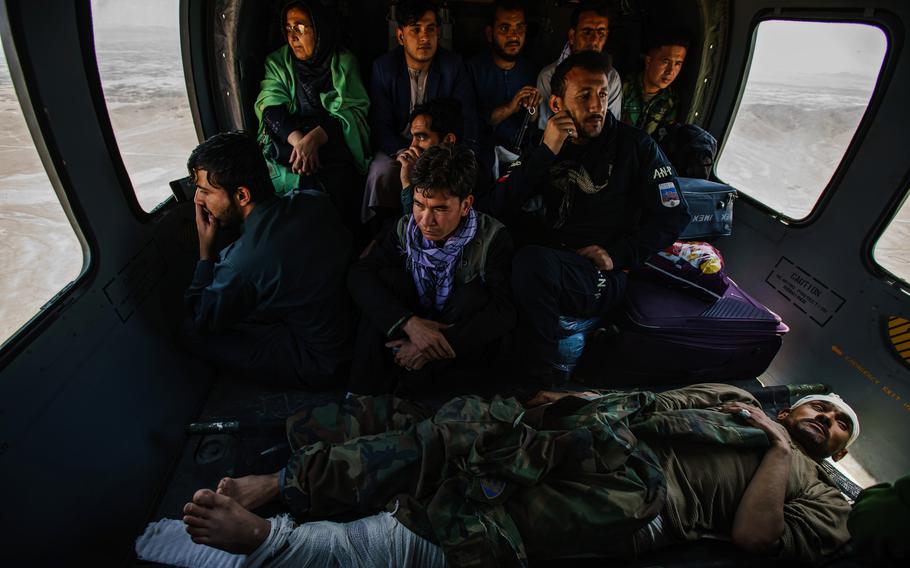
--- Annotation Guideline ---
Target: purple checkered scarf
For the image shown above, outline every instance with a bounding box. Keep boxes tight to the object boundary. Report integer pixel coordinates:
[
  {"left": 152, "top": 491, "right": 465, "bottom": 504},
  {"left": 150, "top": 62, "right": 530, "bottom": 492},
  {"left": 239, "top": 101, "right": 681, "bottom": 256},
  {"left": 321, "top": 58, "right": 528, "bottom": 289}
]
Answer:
[{"left": 405, "top": 209, "right": 478, "bottom": 313}]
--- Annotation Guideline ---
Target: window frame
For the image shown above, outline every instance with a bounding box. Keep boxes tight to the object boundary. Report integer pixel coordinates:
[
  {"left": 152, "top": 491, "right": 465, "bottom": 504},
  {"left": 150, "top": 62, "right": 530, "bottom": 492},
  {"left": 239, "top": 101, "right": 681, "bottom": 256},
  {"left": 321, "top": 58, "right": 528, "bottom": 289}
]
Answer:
[
  {"left": 714, "top": 13, "right": 893, "bottom": 227},
  {"left": 867, "top": 175, "right": 910, "bottom": 289},
  {"left": 0, "top": 3, "right": 96, "bottom": 365},
  {"left": 85, "top": 0, "right": 201, "bottom": 219}
]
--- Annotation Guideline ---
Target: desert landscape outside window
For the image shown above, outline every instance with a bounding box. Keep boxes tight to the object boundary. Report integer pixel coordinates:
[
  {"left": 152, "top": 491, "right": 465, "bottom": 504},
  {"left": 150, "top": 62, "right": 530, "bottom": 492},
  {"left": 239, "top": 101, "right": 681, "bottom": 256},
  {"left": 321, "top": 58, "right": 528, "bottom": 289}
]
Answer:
[
  {"left": 716, "top": 21, "right": 887, "bottom": 220},
  {"left": 874, "top": 195, "right": 910, "bottom": 284},
  {"left": 0, "top": 38, "right": 84, "bottom": 344},
  {"left": 91, "top": 0, "right": 199, "bottom": 213}
]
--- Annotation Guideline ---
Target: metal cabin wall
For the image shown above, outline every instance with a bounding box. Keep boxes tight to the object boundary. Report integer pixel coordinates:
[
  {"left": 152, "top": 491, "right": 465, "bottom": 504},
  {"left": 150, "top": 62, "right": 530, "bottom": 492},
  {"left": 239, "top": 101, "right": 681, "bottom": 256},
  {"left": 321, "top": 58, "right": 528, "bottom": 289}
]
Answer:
[
  {"left": 0, "top": 1, "right": 213, "bottom": 564},
  {"left": 707, "top": 1, "right": 910, "bottom": 482}
]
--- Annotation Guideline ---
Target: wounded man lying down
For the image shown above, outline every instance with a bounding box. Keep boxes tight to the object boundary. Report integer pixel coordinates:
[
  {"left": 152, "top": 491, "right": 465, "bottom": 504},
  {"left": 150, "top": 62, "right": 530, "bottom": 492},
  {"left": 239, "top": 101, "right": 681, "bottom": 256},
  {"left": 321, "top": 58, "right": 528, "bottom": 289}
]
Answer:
[{"left": 136, "top": 383, "right": 860, "bottom": 567}]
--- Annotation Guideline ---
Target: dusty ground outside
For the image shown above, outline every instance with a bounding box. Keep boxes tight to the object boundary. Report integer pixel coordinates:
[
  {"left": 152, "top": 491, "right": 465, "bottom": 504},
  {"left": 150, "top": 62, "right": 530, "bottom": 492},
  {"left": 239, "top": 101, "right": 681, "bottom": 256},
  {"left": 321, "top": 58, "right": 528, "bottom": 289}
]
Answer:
[{"left": 0, "top": 26, "right": 197, "bottom": 341}]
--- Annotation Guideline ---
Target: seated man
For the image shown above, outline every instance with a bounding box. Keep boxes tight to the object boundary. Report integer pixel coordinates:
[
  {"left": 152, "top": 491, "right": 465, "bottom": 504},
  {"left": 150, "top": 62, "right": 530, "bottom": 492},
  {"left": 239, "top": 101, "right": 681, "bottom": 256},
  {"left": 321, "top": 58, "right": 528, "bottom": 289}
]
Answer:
[
  {"left": 363, "top": 0, "right": 479, "bottom": 226},
  {"left": 397, "top": 98, "right": 495, "bottom": 213},
  {"left": 622, "top": 31, "right": 689, "bottom": 135},
  {"left": 396, "top": 97, "right": 463, "bottom": 213},
  {"left": 182, "top": 132, "right": 354, "bottom": 389},
  {"left": 536, "top": 2, "right": 621, "bottom": 128},
  {"left": 156, "top": 384, "right": 859, "bottom": 566},
  {"left": 490, "top": 51, "right": 690, "bottom": 383},
  {"left": 347, "top": 144, "right": 515, "bottom": 395},
  {"left": 467, "top": 0, "right": 540, "bottom": 154}
]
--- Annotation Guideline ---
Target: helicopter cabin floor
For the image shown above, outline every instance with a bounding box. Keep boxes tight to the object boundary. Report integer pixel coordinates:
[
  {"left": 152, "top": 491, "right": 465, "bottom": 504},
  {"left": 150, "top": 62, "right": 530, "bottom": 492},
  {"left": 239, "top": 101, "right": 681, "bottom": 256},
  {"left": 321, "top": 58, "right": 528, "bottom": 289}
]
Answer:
[{"left": 133, "top": 371, "right": 828, "bottom": 567}]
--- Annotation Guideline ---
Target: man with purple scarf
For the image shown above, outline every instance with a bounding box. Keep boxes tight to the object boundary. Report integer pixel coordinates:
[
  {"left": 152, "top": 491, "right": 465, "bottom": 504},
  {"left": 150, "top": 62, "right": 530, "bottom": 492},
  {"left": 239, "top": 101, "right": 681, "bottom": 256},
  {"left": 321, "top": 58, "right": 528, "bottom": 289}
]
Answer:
[{"left": 347, "top": 145, "right": 515, "bottom": 394}]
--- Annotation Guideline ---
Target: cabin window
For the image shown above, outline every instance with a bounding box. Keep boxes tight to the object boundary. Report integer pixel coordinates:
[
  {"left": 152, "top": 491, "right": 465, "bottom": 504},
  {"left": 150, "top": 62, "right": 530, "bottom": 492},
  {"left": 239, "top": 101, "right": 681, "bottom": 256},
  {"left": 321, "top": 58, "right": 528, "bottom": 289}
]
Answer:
[
  {"left": 90, "top": 0, "right": 198, "bottom": 212},
  {"left": 0, "top": 39, "right": 84, "bottom": 345},
  {"left": 715, "top": 20, "right": 887, "bottom": 220},
  {"left": 874, "top": 195, "right": 910, "bottom": 283}
]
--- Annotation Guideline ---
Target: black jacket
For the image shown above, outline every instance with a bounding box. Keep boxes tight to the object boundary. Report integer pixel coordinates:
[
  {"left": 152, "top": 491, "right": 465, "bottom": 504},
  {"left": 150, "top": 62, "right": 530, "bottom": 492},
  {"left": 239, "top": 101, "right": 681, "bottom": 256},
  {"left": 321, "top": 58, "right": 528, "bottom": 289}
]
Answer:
[
  {"left": 369, "top": 46, "right": 479, "bottom": 156},
  {"left": 347, "top": 212, "right": 515, "bottom": 357},
  {"left": 488, "top": 113, "right": 690, "bottom": 269},
  {"left": 185, "top": 191, "right": 354, "bottom": 372}
]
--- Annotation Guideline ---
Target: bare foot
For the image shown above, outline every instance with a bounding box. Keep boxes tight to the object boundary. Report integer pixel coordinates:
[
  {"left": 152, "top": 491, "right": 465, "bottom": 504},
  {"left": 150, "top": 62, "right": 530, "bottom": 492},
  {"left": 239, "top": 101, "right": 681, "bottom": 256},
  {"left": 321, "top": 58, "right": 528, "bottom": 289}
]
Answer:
[
  {"left": 183, "top": 489, "right": 271, "bottom": 555},
  {"left": 216, "top": 473, "right": 280, "bottom": 511}
]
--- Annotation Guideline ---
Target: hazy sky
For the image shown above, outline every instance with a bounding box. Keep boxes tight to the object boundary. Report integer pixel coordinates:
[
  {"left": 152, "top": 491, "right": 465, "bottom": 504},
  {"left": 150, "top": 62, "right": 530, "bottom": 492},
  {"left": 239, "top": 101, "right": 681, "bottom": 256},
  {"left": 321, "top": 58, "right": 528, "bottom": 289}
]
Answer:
[
  {"left": 86, "top": 2, "right": 889, "bottom": 78},
  {"left": 90, "top": 0, "right": 179, "bottom": 29},
  {"left": 749, "top": 20, "right": 887, "bottom": 81}
]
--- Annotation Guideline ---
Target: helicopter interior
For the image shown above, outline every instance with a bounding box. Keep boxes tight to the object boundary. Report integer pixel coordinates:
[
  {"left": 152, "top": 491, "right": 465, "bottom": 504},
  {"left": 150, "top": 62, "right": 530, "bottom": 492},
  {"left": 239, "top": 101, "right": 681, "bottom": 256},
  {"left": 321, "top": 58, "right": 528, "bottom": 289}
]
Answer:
[{"left": 0, "top": 0, "right": 907, "bottom": 565}]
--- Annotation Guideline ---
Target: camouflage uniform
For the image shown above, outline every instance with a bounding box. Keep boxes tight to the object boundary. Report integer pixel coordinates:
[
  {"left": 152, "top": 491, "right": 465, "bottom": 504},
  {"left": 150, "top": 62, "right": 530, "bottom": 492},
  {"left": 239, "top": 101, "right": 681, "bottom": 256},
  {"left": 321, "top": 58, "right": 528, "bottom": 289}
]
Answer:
[
  {"left": 277, "top": 388, "right": 778, "bottom": 567},
  {"left": 621, "top": 72, "right": 679, "bottom": 135}
]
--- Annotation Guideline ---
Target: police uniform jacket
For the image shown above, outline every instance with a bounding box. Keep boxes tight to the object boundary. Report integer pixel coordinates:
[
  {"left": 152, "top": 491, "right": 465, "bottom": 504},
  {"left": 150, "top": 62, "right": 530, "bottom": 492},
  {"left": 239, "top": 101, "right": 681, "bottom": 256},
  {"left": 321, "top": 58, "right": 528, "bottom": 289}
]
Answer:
[{"left": 488, "top": 112, "right": 690, "bottom": 269}]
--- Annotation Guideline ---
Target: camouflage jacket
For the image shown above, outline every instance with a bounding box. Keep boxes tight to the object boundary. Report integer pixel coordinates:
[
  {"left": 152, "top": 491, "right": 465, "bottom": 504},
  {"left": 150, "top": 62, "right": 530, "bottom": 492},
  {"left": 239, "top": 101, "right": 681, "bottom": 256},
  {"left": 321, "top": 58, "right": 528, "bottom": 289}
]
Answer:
[
  {"left": 621, "top": 72, "right": 680, "bottom": 135},
  {"left": 280, "top": 388, "right": 774, "bottom": 568}
]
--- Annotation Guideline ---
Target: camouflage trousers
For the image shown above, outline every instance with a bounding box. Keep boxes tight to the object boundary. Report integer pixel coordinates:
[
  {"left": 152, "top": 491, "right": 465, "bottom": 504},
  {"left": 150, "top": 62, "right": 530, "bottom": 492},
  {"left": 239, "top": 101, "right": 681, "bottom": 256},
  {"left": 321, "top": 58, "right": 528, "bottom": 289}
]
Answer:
[
  {"left": 280, "top": 394, "right": 434, "bottom": 516},
  {"left": 278, "top": 392, "right": 666, "bottom": 568}
]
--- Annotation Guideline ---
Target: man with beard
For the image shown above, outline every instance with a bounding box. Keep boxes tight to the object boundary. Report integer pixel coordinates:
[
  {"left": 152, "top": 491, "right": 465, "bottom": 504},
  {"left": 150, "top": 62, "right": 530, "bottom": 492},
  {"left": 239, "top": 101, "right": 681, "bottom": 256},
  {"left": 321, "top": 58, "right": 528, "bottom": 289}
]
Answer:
[
  {"left": 622, "top": 31, "right": 690, "bottom": 135},
  {"left": 137, "top": 384, "right": 858, "bottom": 566},
  {"left": 363, "top": 0, "right": 479, "bottom": 227},
  {"left": 396, "top": 98, "right": 475, "bottom": 213},
  {"left": 536, "top": 2, "right": 622, "bottom": 128},
  {"left": 467, "top": 0, "right": 540, "bottom": 154},
  {"left": 489, "top": 51, "right": 689, "bottom": 383},
  {"left": 183, "top": 132, "right": 354, "bottom": 388}
]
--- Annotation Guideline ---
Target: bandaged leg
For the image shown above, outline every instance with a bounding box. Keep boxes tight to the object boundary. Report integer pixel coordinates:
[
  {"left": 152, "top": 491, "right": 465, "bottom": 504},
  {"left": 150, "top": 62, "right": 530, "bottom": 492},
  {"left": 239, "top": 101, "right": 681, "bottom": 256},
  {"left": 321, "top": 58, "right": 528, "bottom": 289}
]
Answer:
[
  {"left": 247, "top": 512, "right": 446, "bottom": 567},
  {"left": 136, "top": 512, "right": 446, "bottom": 568}
]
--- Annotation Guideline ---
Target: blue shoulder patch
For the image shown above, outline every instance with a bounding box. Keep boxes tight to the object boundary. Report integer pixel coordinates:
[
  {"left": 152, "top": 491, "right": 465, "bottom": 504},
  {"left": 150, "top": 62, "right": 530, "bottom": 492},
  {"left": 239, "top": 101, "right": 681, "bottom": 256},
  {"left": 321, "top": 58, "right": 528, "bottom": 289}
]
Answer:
[{"left": 480, "top": 477, "right": 507, "bottom": 500}]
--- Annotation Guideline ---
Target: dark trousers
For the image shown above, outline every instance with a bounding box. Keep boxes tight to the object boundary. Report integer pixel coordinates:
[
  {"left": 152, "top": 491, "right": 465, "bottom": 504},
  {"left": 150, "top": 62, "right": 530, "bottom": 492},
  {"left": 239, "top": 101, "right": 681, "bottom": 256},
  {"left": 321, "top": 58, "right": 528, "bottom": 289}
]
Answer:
[
  {"left": 348, "top": 267, "right": 418, "bottom": 395},
  {"left": 511, "top": 246, "right": 627, "bottom": 379},
  {"left": 298, "top": 167, "right": 367, "bottom": 249},
  {"left": 348, "top": 268, "right": 498, "bottom": 395},
  {"left": 181, "top": 319, "right": 342, "bottom": 390}
]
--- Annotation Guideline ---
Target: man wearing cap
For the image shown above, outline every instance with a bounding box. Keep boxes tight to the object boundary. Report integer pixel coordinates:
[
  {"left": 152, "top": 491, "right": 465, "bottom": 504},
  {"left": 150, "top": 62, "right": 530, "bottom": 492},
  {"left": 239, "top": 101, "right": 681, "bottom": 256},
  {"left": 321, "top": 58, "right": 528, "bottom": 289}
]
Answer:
[{"left": 155, "top": 383, "right": 859, "bottom": 566}]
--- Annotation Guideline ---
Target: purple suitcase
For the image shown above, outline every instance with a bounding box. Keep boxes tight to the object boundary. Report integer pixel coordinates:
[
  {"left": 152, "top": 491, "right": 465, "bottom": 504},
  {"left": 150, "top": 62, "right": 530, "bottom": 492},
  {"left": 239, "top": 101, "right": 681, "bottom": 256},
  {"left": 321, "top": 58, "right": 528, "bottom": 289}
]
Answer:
[{"left": 576, "top": 275, "right": 789, "bottom": 385}]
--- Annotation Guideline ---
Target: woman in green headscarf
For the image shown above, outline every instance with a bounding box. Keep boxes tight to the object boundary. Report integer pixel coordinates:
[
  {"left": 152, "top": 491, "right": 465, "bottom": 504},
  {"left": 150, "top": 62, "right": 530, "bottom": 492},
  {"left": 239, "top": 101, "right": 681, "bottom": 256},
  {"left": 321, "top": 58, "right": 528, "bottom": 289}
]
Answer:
[{"left": 256, "top": 0, "right": 371, "bottom": 229}]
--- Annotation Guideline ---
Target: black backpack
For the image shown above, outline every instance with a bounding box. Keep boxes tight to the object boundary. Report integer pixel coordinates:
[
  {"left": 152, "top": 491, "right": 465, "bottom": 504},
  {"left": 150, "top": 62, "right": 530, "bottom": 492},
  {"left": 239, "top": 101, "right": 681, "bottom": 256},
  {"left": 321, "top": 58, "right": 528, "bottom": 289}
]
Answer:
[{"left": 655, "top": 123, "right": 718, "bottom": 180}]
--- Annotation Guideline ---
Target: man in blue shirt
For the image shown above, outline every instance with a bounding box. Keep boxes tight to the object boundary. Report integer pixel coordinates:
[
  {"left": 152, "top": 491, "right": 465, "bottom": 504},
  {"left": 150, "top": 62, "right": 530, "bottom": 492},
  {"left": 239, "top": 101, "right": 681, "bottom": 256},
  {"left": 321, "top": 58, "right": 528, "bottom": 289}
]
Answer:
[
  {"left": 183, "top": 132, "right": 354, "bottom": 388},
  {"left": 468, "top": 0, "right": 540, "bottom": 154}
]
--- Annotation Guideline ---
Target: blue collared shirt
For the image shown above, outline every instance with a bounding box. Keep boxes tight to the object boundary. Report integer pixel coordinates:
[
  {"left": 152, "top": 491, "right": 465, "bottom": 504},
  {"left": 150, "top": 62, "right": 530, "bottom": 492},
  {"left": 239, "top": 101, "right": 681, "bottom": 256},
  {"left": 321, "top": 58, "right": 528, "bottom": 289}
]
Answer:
[{"left": 468, "top": 52, "right": 539, "bottom": 148}]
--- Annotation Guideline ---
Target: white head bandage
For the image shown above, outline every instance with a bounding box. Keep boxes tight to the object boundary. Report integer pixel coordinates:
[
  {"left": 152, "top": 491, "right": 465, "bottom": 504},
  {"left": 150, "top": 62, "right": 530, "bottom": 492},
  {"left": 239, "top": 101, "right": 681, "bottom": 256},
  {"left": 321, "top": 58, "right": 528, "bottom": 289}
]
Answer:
[{"left": 791, "top": 393, "right": 860, "bottom": 448}]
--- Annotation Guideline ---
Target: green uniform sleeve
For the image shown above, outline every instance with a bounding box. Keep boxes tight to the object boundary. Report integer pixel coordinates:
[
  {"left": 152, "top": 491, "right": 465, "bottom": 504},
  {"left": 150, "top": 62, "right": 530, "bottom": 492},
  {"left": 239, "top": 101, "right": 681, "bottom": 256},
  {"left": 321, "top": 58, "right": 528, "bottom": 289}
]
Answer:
[
  {"left": 653, "top": 383, "right": 760, "bottom": 411},
  {"left": 775, "top": 461, "right": 852, "bottom": 564}
]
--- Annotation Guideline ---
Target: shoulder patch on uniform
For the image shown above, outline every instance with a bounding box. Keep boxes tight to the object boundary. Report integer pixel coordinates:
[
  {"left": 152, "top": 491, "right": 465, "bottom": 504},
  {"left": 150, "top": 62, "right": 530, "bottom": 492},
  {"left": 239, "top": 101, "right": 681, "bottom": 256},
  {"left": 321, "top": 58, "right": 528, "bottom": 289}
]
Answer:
[
  {"left": 480, "top": 477, "right": 506, "bottom": 500},
  {"left": 653, "top": 165, "right": 674, "bottom": 179},
  {"left": 658, "top": 181, "right": 680, "bottom": 207}
]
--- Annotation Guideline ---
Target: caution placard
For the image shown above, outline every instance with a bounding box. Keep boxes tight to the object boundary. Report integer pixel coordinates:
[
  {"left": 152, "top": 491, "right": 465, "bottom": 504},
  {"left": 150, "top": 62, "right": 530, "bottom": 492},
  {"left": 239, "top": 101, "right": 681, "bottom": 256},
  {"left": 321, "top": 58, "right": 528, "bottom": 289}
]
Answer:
[{"left": 766, "top": 257, "right": 845, "bottom": 326}]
